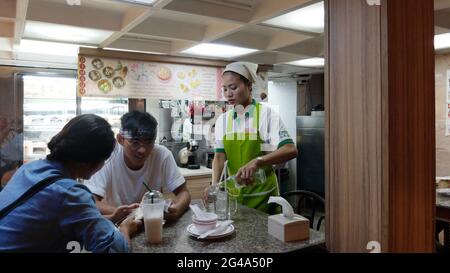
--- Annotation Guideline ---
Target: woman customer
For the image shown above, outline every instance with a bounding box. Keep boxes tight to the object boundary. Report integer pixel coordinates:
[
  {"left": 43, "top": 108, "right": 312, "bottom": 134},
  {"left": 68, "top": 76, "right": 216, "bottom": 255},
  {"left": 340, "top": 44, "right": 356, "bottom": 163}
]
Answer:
[{"left": 0, "top": 114, "right": 141, "bottom": 252}]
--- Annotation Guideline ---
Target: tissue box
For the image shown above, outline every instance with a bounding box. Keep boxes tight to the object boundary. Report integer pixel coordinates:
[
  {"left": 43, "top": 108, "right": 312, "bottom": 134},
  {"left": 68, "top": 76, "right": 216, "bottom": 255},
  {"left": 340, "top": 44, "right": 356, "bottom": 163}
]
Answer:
[{"left": 268, "top": 214, "right": 310, "bottom": 242}]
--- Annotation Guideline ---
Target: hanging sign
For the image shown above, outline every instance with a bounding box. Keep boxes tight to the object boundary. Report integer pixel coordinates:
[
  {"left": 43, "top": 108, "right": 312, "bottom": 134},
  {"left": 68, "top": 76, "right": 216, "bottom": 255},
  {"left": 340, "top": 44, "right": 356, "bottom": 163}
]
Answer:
[{"left": 78, "top": 55, "right": 224, "bottom": 100}]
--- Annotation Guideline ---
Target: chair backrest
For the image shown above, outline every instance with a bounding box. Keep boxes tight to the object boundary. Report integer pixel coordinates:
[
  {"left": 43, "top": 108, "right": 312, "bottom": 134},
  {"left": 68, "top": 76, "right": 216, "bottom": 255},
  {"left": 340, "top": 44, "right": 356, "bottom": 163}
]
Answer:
[{"left": 280, "top": 190, "right": 325, "bottom": 231}]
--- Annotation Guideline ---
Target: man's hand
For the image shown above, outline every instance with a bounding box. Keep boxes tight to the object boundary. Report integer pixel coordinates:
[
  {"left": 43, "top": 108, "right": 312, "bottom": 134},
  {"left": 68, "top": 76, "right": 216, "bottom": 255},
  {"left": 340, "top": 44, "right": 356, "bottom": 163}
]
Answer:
[
  {"left": 164, "top": 203, "right": 179, "bottom": 221},
  {"left": 109, "top": 203, "right": 140, "bottom": 224},
  {"left": 235, "top": 159, "right": 260, "bottom": 186},
  {"left": 164, "top": 183, "right": 191, "bottom": 221}
]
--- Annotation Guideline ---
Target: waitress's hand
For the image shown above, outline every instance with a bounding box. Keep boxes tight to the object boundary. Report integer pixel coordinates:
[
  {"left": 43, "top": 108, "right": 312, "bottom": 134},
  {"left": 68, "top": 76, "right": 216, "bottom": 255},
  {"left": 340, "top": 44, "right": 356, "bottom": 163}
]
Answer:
[
  {"left": 202, "top": 187, "right": 210, "bottom": 207},
  {"left": 235, "top": 159, "right": 259, "bottom": 186}
]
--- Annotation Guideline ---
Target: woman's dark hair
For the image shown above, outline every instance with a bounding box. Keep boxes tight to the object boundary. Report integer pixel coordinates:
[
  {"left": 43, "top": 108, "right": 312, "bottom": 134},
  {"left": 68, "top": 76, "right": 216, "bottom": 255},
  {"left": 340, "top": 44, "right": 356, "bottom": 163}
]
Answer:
[
  {"left": 120, "top": 110, "right": 158, "bottom": 141},
  {"left": 47, "top": 114, "right": 115, "bottom": 164},
  {"left": 238, "top": 74, "right": 251, "bottom": 86},
  {"left": 223, "top": 71, "right": 252, "bottom": 88}
]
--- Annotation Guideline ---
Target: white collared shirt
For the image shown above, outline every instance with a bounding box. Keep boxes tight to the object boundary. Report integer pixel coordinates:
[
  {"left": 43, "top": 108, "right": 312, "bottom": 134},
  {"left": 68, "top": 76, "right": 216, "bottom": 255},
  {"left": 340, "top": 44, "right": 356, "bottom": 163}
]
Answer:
[
  {"left": 214, "top": 102, "right": 293, "bottom": 153},
  {"left": 84, "top": 144, "right": 185, "bottom": 207}
]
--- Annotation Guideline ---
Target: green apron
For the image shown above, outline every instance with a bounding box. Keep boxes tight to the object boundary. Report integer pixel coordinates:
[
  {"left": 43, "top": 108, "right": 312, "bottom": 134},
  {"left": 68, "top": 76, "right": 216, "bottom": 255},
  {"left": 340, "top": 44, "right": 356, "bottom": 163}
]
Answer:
[{"left": 223, "top": 102, "right": 280, "bottom": 214}]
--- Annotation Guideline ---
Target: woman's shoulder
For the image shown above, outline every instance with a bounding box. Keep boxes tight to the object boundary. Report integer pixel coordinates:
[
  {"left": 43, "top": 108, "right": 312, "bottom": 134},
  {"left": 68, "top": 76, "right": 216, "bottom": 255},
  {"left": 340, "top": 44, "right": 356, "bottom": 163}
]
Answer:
[
  {"left": 257, "top": 101, "right": 273, "bottom": 113},
  {"left": 18, "top": 159, "right": 66, "bottom": 181},
  {"left": 53, "top": 179, "right": 94, "bottom": 204}
]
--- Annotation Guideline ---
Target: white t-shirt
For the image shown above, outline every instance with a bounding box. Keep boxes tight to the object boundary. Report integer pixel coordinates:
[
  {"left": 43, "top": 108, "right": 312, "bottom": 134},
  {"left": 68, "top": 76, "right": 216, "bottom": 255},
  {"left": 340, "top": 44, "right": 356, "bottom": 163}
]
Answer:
[
  {"left": 214, "top": 102, "right": 294, "bottom": 153},
  {"left": 84, "top": 144, "right": 185, "bottom": 207}
]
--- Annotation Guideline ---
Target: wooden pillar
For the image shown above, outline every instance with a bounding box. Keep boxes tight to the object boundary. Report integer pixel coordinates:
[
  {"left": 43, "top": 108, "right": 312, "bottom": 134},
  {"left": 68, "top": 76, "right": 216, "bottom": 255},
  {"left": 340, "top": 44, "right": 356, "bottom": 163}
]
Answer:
[{"left": 326, "top": 0, "right": 435, "bottom": 252}]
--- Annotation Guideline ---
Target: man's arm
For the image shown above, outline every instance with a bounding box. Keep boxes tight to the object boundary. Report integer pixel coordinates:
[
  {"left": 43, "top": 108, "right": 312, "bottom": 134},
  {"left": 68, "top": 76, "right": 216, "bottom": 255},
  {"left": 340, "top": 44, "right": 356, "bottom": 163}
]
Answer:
[
  {"left": 165, "top": 183, "right": 191, "bottom": 221},
  {"left": 93, "top": 194, "right": 139, "bottom": 224}
]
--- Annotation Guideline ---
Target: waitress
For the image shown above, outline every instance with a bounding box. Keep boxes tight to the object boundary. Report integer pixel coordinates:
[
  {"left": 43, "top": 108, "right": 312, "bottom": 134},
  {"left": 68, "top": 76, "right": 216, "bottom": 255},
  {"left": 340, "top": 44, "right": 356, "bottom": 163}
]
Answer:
[{"left": 212, "top": 62, "right": 298, "bottom": 213}]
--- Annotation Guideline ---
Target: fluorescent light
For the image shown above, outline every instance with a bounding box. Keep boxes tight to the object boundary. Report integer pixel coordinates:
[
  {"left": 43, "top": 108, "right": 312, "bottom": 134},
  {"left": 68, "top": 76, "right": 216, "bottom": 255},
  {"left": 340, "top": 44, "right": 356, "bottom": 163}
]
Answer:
[
  {"left": 24, "top": 21, "right": 113, "bottom": 45},
  {"left": 0, "top": 38, "right": 11, "bottom": 51},
  {"left": 104, "top": 47, "right": 164, "bottom": 55},
  {"left": 435, "top": 33, "right": 450, "bottom": 50},
  {"left": 286, "top": 58, "right": 325, "bottom": 68},
  {"left": 113, "top": 0, "right": 157, "bottom": 6},
  {"left": 182, "top": 43, "right": 258, "bottom": 58},
  {"left": 19, "top": 39, "right": 82, "bottom": 56},
  {"left": 263, "top": 1, "right": 324, "bottom": 33}
]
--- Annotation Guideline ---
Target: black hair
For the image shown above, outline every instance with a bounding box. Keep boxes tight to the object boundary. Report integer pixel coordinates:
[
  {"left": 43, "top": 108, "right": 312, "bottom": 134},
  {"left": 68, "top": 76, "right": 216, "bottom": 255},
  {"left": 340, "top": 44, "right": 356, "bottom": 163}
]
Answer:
[
  {"left": 47, "top": 114, "right": 115, "bottom": 164},
  {"left": 223, "top": 71, "right": 252, "bottom": 88},
  {"left": 120, "top": 110, "right": 158, "bottom": 141},
  {"left": 238, "top": 74, "right": 251, "bottom": 86}
]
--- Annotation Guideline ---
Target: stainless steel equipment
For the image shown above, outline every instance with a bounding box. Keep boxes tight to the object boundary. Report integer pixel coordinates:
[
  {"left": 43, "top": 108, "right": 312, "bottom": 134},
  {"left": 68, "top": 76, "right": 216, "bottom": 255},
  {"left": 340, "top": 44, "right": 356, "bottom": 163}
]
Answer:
[
  {"left": 178, "top": 139, "right": 200, "bottom": 169},
  {"left": 296, "top": 113, "right": 325, "bottom": 197},
  {"left": 158, "top": 107, "right": 173, "bottom": 143}
]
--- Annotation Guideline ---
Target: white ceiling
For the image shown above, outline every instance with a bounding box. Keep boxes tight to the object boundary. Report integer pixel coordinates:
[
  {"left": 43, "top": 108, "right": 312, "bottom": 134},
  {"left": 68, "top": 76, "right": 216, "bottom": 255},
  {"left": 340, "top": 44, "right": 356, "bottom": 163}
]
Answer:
[{"left": 0, "top": 0, "right": 449, "bottom": 78}]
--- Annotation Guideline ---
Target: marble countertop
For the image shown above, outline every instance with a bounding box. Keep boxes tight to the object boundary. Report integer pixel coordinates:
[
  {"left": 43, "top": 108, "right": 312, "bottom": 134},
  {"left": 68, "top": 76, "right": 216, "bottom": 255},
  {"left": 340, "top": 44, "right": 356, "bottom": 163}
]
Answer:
[
  {"left": 178, "top": 166, "right": 213, "bottom": 178},
  {"left": 131, "top": 200, "right": 325, "bottom": 253}
]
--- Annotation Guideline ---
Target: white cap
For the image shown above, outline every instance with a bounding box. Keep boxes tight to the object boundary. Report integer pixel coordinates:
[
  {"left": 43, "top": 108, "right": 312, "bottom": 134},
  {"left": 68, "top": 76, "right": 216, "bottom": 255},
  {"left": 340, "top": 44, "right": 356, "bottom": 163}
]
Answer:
[{"left": 222, "top": 62, "right": 258, "bottom": 83}]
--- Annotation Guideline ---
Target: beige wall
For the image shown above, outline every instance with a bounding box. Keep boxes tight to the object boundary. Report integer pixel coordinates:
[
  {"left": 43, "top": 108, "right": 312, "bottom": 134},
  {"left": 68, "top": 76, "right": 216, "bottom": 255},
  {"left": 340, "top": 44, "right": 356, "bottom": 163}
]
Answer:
[{"left": 436, "top": 54, "right": 450, "bottom": 177}]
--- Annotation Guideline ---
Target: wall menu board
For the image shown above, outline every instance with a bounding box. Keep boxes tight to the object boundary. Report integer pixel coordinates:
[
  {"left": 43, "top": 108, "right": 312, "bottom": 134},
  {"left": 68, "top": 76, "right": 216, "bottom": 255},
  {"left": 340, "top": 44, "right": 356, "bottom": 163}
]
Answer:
[{"left": 77, "top": 55, "right": 225, "bottom": 101}]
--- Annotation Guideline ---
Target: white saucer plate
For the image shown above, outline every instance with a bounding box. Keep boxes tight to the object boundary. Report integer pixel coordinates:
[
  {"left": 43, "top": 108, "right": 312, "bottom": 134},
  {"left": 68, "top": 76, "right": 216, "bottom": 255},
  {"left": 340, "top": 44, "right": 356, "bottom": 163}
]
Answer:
[{"left": 187, "top": 223, "right": 235, "bottom": 239}]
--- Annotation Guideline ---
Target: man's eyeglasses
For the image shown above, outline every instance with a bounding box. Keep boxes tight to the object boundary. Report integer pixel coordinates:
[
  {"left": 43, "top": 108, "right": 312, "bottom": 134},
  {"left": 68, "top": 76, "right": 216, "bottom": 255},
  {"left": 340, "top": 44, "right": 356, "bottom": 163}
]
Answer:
[{"left": 124, "top": 138, "right": 155, "bottom": 150}]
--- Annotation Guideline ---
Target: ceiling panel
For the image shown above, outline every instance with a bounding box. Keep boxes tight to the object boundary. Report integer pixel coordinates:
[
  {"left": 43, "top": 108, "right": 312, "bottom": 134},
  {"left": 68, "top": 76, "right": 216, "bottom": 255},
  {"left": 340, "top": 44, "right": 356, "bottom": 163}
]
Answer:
[
  {"left": 276, "top": 36, "right": 323, "bottom": 57},
  {"left": 129, "top": 16, "right": 207, "bottom": 42},
  {"left": 0, "top": 0, "right": 16, "bottom": 19},
  {"left": 27, "top": 0, "right": 124, "bottom": 31},
  {"left": 24, "top": 21, "right": 114, "bottom": 45},
  {"left": 163, "top": 0, "right": 253, "bottom": 23},
  {"left": 1, "top": 0, "right": 449, "bottom": 76},
  {"left": 211, "top": 31, "right": 270, "bottom": 50},
  {"left": 239, "top": 51, "right": 307, "bottom": 65},
  {"left": 40, "top": 0, "right": 134, "bottom": 13},
  {"left": 108, "top": 36, "right": 171, "bottom": 54}
]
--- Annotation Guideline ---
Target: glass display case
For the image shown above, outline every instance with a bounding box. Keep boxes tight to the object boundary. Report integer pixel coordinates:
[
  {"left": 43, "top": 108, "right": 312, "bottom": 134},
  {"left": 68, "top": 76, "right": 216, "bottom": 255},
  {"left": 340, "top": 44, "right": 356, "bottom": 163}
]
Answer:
[
  {"left": 23, "top": 75, "right": 76, "bottom": 162},
  {"left": 79, "top": 97, "right": 128, "bottom": 135}
]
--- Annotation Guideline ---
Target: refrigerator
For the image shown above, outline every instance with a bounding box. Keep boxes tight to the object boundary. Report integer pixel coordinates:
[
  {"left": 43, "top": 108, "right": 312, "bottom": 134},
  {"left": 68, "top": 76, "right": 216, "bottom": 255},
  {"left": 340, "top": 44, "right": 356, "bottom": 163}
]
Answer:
[{"left": 296, "top": 113, "right": 325, "bottom": 197}]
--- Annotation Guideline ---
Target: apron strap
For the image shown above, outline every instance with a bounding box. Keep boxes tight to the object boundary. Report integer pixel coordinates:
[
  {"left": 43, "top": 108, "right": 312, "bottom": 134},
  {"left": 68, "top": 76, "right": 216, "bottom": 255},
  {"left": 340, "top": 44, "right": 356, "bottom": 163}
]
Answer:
[
  {"left": 241, "top": 185, "right": 277, "bottom": 198},
  {"left": 226, "top": 101, "right": 261, "bottom": 135},
  {"left": 226, "top": 109, "right": 234, "bottom": 134}
]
